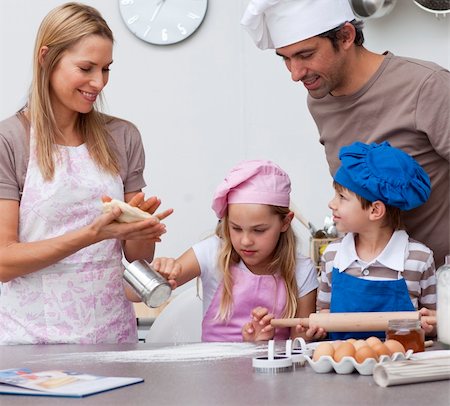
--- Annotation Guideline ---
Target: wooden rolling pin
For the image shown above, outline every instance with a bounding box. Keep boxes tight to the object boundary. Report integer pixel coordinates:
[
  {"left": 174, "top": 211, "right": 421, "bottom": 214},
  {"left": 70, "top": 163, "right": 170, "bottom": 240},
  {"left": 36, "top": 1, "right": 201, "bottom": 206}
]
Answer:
[{"left": 270, "top": 311, "right": 436, "bottom": 332}]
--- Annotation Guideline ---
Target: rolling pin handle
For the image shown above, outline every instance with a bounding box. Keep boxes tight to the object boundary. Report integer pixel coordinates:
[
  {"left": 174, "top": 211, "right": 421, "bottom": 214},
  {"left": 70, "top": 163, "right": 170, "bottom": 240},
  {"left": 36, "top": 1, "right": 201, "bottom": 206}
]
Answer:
[{"left": 270, "top": 318, "right": 310, "bottom": 328}]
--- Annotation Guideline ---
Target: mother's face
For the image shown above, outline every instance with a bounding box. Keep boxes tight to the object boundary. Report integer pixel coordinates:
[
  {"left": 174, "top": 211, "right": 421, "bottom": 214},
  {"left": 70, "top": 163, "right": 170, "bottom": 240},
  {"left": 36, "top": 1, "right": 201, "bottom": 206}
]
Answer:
[{"left": 48, "top": 34, "right": 113, "bottom": 117}]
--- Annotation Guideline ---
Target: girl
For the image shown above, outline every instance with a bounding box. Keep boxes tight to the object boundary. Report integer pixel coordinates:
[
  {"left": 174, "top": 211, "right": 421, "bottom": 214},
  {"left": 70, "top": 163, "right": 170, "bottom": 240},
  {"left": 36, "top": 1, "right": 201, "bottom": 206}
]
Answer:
[
  {"left": 0, "top": 3, "right": 172, "bottom": 345},
  {"left": 152, "top": 160, "right": 318, "bottom": 341}
]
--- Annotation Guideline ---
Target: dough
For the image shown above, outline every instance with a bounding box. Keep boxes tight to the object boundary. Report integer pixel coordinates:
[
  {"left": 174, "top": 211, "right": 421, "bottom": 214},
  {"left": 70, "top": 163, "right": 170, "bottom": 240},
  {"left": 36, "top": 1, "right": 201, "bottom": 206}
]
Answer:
[{"left": 102, "top": 199, "right": 154, "bottom": 223}]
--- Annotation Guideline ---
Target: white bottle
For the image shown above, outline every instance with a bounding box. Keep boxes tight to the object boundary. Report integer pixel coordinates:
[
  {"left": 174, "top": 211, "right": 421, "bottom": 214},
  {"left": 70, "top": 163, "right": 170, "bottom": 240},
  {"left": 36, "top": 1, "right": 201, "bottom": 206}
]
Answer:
[{"left": 436, "top": 255, "right": 450, "bottom": 346}]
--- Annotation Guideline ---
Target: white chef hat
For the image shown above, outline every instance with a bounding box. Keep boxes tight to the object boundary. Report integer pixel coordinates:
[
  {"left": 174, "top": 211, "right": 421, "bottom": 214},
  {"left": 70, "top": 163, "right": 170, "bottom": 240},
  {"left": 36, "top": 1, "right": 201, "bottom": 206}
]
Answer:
[{"left": 241, "top": 0, "right": 356, "bottom": 50}]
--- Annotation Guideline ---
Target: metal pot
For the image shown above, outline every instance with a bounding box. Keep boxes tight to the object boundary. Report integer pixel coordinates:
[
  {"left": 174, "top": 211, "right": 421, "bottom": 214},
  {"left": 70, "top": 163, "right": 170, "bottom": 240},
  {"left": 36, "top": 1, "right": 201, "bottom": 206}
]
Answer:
[{"left": 350, "top": 0, "right": 397, "bottom": 19}]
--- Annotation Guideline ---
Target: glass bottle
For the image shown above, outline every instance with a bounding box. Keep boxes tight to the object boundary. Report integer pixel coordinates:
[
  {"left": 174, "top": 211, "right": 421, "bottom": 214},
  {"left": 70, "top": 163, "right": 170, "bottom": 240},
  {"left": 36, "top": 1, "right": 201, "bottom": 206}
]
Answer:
[{"left": 437, "top": 255, "right": 450, "bottom": 347}]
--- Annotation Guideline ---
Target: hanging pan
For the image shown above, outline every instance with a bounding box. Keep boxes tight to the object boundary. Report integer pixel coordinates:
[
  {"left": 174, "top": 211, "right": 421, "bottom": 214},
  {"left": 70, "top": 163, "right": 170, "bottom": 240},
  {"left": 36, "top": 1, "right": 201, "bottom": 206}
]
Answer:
[
  {"left": 350, "top": 0, "right": 397, "bottom": 19},
  {"left": 413, "top": 0, "right": 450, "bottom": 17}
]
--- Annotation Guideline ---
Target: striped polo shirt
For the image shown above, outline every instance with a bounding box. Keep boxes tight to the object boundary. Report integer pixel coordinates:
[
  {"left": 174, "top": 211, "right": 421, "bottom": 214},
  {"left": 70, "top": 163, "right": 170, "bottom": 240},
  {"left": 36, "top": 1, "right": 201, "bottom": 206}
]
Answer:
[{"left": 317, "top": 230, "right": 437, "bottom": 311}]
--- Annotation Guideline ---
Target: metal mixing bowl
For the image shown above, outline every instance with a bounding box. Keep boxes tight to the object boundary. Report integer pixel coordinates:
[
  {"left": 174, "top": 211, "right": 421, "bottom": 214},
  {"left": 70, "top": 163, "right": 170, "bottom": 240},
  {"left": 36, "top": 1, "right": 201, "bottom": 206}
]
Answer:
[{"left": 350, "top": 0, "right": 397, "bottom": 19}]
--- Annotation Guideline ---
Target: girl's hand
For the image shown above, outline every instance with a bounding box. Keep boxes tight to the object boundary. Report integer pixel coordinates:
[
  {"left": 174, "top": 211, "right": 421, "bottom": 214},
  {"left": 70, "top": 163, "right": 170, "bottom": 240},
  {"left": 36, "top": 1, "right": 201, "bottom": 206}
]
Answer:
[
  {"left": 151, "top": 257, "right": 180, "bottom": 290},
  {"left": 297, "top": 308, "right": 329, "bottom": 340},
  {"left": 295, "top": 323, "right": 327, "bottom": 341},
  {"left": 242, "top": 306, "right": 275, "bottom": 342}
]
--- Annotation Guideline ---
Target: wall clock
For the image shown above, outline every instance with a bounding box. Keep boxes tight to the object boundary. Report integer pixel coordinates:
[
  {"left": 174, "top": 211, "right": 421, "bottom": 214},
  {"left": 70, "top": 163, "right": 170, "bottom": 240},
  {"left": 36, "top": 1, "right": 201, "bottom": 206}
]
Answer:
[{"left": 119, "top": 0, "right": 208, "bottom": 45}]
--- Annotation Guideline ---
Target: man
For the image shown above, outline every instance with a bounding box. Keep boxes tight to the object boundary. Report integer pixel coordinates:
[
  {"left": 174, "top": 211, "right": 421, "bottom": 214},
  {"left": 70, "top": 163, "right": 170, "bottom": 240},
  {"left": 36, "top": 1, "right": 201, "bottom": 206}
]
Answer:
[{"left": 241, "top": 0, "right": 450, "bottom": 267}]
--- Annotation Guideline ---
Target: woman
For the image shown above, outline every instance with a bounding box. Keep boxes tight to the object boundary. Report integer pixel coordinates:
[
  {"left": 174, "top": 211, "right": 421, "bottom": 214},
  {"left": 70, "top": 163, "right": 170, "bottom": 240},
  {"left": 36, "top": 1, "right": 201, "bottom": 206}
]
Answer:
[{"left": 0, "top": 2, "right": 171, "bottom": 344}]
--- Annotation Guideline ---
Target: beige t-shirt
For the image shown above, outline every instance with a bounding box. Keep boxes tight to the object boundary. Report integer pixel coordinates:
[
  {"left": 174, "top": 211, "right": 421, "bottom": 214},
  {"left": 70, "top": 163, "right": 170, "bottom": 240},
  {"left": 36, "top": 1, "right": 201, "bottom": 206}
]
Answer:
[
  {"left": 308, "top": 52, "right": 450, "bottom": 267},
  {"left": 0, "top": 111, "right": 146, "bottom": 201}
]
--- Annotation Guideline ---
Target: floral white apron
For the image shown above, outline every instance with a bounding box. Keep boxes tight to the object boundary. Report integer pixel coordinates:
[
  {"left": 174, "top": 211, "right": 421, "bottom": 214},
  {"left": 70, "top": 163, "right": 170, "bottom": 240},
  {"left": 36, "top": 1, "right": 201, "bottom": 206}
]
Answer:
[{"left": 0, "top": 130, "right": 137, "bottom": 344}]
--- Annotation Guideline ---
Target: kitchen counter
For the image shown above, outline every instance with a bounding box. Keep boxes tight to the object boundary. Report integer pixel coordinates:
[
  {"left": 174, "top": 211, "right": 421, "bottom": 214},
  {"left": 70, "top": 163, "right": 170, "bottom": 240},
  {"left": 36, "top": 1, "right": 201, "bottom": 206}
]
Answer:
[{"left": 0, "top": 342, "right": 449, "bottom": 405}]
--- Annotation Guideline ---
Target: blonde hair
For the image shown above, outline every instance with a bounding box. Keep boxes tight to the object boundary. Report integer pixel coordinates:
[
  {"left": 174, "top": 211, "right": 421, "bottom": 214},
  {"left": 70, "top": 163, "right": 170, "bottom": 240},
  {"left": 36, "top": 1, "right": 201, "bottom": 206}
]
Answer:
[
  {"left": 29, "top": 2, "right": 119, "bottom": 180},
  {"left": 215, "top": 206, "right": 298, "bottom": 321}
]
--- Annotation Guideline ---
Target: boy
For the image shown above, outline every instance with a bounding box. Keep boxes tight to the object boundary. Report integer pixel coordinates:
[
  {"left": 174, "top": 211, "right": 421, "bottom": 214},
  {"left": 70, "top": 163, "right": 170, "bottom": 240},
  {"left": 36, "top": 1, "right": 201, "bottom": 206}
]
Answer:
[{"left": 308, "top": 141, "right": 436, "bottom": 340}]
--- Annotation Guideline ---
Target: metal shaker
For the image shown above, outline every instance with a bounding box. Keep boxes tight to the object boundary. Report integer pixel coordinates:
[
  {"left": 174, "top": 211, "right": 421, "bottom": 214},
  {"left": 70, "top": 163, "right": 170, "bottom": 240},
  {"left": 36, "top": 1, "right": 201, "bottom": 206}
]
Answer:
[{"left": 123, "top": 259, "right": 171, "bottom": 308}]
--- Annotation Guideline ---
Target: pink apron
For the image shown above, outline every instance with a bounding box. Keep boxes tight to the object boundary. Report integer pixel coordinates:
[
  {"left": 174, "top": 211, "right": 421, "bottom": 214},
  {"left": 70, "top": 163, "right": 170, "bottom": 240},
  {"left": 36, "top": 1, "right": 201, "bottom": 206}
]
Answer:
[
  {"left": 0, "top": 131, "right": 137, "bottom": 344},
  {"left": 202, "top": 264, "right": 290, "bottom": 342}
]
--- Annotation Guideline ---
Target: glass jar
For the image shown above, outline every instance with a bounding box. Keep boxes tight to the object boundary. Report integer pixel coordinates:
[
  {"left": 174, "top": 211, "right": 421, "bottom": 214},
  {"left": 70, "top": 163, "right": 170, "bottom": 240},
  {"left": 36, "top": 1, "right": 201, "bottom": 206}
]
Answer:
[
  {"left": 437, "top": 255, "right": 450, "bottom": 347},
  {"left": 386, "top": 319, "right": 425, "bottom": 353}
]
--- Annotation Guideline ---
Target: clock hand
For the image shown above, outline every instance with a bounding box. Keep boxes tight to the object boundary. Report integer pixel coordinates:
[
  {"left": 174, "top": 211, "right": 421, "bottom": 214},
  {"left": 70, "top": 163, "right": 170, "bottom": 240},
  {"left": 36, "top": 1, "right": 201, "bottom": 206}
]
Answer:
[{"left": 150, "top": 0, "right": 165, "bottom": 22}]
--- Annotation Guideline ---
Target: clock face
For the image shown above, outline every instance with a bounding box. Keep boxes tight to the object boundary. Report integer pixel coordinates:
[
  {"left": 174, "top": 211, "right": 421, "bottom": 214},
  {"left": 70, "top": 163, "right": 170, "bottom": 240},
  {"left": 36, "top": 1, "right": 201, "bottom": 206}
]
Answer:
[{"left": 119, "top": 0, "right": 208, "bottom": 45}]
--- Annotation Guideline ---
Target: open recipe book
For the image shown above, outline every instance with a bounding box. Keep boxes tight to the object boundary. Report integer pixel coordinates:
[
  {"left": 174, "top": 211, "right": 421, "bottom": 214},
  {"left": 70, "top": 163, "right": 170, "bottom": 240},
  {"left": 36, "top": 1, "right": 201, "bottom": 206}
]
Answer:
[{"left": 0, "top": 368, "right": 143, "bottom": 398}]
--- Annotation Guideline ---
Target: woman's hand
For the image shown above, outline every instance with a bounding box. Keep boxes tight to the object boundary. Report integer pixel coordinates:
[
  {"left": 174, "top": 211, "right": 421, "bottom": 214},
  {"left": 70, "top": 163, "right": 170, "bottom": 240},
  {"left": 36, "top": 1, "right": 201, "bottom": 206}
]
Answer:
[
  {"left": 151, "top": 257, "right": 181, "bottom": 290},
  {"left": 242, "top": 306, "right": 275, "bottom": 342},
  {"left": 103, "top": 193, "right": 173, "bottom": 223},
  {"left": 89, "top": 208, "right": 166, "bottom": 243},
  {"left": 124, "top": 192, "right": 172, "bottom": 219},
  {"left": 93, "top": 194, "right": 173, "bottom": 244}
]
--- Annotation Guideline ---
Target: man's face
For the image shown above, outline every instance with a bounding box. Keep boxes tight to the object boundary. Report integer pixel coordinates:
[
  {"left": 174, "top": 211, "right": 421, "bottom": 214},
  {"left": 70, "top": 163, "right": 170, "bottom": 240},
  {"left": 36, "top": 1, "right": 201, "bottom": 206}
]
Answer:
[{"left": 276, "top": 35, "right": 349, "bottom": 98}]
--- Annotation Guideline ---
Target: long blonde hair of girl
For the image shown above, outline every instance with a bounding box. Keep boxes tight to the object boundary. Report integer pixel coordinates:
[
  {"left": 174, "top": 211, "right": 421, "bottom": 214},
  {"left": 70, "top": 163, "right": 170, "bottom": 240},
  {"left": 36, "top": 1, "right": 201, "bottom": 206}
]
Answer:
[
  {"left": 29, "top": 2, "right": 119, "bottom": 180},
  {"left": 215, "top": 206, "right": 298, "bottom": 321}
]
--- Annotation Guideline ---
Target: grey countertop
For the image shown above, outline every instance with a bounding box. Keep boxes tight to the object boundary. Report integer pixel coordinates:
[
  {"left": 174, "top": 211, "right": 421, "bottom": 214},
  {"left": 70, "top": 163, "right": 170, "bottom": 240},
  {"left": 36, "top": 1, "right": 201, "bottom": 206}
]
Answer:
[{"left": 0, "top": 342, "right": 449, "bottom": 405}]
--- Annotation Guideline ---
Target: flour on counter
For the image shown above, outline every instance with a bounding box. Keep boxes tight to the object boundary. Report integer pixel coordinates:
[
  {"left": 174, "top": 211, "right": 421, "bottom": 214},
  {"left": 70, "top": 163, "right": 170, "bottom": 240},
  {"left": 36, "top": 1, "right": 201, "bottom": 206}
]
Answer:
[{"left": 32, "top": 343, "right": 266, "bottom": 364}]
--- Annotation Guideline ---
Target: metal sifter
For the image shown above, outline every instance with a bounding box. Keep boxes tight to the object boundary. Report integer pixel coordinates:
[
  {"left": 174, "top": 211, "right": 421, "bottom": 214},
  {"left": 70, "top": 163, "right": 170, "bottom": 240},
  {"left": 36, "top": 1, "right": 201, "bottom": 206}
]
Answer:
[{"left": 123, "top": 259, "right": 172, "bottom": 308}]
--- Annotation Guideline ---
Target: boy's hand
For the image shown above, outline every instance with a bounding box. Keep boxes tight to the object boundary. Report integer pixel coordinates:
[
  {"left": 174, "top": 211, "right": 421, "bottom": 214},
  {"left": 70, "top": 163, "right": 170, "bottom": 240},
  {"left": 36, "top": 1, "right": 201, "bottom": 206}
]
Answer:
[{"left": 419, "top": 307, "right": 437, "bottom": 336}]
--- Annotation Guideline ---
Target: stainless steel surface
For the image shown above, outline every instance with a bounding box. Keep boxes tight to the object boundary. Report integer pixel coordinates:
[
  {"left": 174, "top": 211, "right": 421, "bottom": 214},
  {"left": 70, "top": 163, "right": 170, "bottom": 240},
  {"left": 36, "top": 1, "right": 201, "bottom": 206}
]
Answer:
[
  {"left": 124, "top": 260, "right": 171, "bottom": 308},
  {"left": 0, "top": 342, "right": 449, "bottom": 405},
  {"left": 350, "top": 0, "right": 397, "bottom": 18}
]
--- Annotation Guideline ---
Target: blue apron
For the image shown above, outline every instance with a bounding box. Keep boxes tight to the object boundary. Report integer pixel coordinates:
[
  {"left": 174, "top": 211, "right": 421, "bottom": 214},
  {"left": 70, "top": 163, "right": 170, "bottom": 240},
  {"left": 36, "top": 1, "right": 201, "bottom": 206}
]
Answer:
[{"left": 329, "top": 267, "right": 415, "bottom": 340}]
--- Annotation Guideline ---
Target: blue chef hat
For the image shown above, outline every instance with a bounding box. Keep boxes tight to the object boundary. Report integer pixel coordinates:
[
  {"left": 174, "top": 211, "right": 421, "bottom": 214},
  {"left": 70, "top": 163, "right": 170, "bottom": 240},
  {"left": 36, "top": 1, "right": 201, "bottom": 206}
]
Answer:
[{"left": 334, "top": 142, "right": 431, "bottom": 211}]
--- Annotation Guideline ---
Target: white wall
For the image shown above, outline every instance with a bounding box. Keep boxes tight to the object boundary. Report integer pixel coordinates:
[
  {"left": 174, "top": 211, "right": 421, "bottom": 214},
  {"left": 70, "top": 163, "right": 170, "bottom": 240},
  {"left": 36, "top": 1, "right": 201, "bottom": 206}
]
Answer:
[{"left": 1, "top": 0, "right": 449, "bottom": 260}]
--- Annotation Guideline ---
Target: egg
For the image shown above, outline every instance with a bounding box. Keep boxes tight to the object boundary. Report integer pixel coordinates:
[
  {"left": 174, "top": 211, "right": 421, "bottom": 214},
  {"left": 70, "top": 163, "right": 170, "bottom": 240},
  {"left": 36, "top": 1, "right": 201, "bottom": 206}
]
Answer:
[
  {"left": 354, "top": 346, "right": 378, "bottom": 363},
  {"left": 346, "top": 338, "right": 357, "bottom": 344},
  {"left": 365, "top": 336, "right": 382, "bottom": 348},
  {"left": 332, "top": 340, "right": 343, "bottom": 349},
  {"left": 372, "top": 342, "right": 392, "bottom": 358},
  {"left": 312, "top": 342, "right": 335, "bottom": 361},
  {"left": 353, "top": 339, "right": 369, "bottom": 351},
  {"left": 333, "top": 342, "right": 356, "bottom": 362},
  {"left": 384, "top": 339, "right": 406, "bottom": 355}
]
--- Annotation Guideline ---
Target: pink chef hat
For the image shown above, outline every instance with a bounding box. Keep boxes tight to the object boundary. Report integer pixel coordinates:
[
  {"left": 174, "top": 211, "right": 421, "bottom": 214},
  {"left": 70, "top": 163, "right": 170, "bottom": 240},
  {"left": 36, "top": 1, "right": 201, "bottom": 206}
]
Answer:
[{"left": 211, "top": 160, "right": 291, "bottom": 219}]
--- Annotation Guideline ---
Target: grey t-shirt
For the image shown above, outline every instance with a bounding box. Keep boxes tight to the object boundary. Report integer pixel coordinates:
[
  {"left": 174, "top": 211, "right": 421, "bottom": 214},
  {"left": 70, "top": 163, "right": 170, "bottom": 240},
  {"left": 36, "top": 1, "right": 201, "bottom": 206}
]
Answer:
[
  {"left": 308, "top": 52, "right": 450, "bottom": 267},
  {"left": 0, "top": 111, "right": 147, "bottom": 201}
]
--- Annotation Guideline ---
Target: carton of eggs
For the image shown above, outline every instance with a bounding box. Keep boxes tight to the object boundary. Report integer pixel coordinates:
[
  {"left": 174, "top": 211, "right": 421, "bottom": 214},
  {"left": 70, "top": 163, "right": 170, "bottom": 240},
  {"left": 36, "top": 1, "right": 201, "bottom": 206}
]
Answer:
[{"left": 304, "top": 337, "right": 413, "bottom": 375}]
